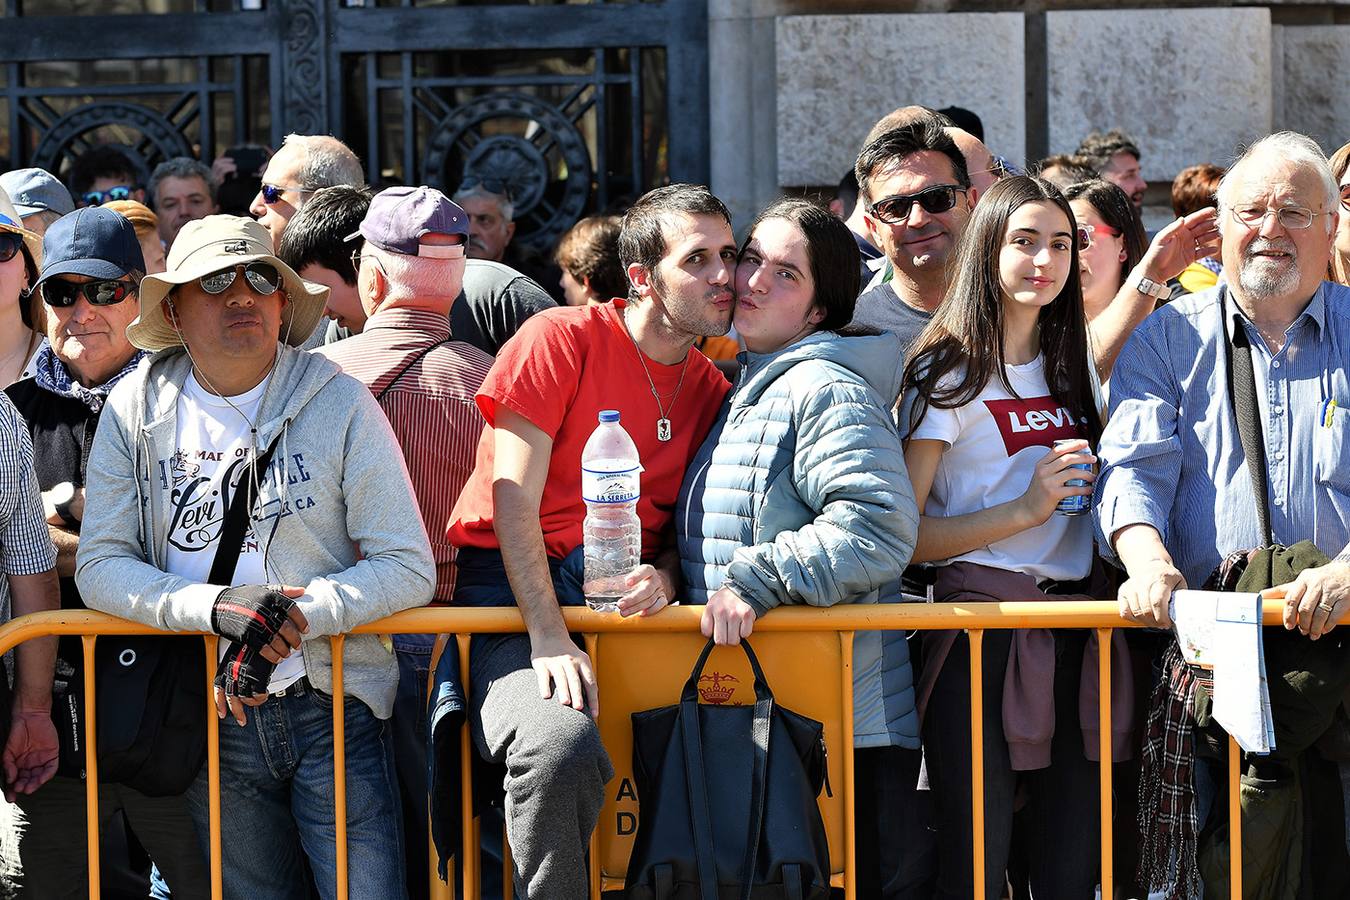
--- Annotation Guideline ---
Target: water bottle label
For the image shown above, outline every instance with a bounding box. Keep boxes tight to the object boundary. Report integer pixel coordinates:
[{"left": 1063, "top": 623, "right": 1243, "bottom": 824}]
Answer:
[{"left": 582, "top": 466, "right": 640, "bottom": 503}]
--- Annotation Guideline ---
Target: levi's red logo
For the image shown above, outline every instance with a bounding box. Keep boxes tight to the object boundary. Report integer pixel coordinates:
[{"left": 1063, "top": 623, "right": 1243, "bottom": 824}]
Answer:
[{"left": 982, "top": 396, "right": 1084, "bottom": 456}]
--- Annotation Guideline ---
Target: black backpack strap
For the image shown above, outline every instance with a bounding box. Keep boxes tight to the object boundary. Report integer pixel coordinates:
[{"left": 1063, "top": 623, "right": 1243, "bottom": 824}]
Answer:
[
  {"left": 737, "top": 640, "right": 773, "bottom": 900},
  {"left": 1225, "top": 308, "right": 1273, "bottom": 547},
  {"left": 207, "top": 433, "right": 283, "bottom": 585},
  {"left": 374, "top": 341, "right": 444, "bottom": 402},
  {"left": 681, "top": 641, "right": 722, "bottom": 900}
]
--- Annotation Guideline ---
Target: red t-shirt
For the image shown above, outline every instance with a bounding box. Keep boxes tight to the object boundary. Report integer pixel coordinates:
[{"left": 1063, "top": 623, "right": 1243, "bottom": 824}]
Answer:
[{"left": 447, "top": 299, "right": 730, "bottom": 560}]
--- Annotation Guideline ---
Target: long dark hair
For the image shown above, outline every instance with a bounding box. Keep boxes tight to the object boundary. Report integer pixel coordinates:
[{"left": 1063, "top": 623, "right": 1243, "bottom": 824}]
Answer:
[
  {"left": 1062, "top": 178, "right": 1147, "bottom": 287},
  {"left": 903, "top": 175, "right": 1101, "bottom": 446},
  {"left": 742, "top": 198, "right": 861, "bottom": 332}
]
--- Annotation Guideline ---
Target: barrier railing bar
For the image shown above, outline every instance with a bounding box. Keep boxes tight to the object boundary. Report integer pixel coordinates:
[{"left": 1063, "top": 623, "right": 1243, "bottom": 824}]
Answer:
[
  {"left": 204, "top": 635, "right": 223, "bottom": 900},
  {"left": 969, "top": 628, "right": 985, "bottom": 900},
  {"left": 332, "top": 634, "right": 349, "bottom": 900},
  {"left": 1097, "top": 626, "right": 1113, "bottom": 900},
  {"left": 453, "top": 632, "right": 477, "bottom": 900},
  {"left": 1229, "top": 736, "right": 1241, "bottom": 900},
  {"left": 81, "top": 635, "right": 100, "bottom": 900},
  {"left": 585, "top": 633, "right": 601, "bottom": 900},
  {"left": 840, "top": 631, "right": 856, "bottom": 900}
]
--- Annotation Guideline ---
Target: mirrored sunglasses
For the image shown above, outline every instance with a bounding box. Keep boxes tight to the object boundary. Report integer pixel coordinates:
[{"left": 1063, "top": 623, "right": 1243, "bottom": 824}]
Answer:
[
  {"left": 0, "top": 233, "right": 22, "bottom": 265},
  {"left": 867, "top": 185, "right": 965, "bottom": 225},
  {"left": 199, "top": 263, "right": 281, "bottom": 296},
  {"left": 260, "top": 183, "right": 313, "bottom": 206},
  {"left": 42, "top": 279, "right": 136, "bottom": 308},
  {"left": 1075, "top": 222, "right": 1121, "bottom": 251},
  {"left": 80, "top": 185, "right": 134, "bottom": 207}
]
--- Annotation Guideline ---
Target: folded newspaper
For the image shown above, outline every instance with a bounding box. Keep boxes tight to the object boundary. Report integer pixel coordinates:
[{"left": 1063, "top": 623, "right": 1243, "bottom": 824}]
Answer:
[{"left": 1169, "top": 589, "right": 1275, "bottom": 753}]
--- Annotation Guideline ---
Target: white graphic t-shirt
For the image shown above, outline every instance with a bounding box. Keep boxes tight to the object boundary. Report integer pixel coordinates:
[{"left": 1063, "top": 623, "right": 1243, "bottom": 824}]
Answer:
[
  {"left": 907, "top": 354, "right": 1093, "bottom": 583},
  {"left": 164, "top": 371, "right": 304, "bottom": 692}
]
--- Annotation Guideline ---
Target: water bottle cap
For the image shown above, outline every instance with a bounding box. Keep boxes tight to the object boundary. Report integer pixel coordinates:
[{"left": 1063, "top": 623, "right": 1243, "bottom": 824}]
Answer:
[{"left": 598, "top": 410, "right": 620, "bottom": 423}]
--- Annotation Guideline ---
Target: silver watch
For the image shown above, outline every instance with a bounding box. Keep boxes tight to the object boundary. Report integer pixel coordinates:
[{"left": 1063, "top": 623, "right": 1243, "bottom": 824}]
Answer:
[{"left": 1132, "top": 274, "right": 1170, "bottom": 300}]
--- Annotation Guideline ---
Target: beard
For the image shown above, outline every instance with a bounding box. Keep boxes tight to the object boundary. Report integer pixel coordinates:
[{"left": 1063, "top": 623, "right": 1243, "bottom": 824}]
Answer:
[
  {"left": 1237, "top": 238, "right": 1301, "bottom": 301},
  {"left": 649, "top": 270, "right": 733, "bottom": 338}
]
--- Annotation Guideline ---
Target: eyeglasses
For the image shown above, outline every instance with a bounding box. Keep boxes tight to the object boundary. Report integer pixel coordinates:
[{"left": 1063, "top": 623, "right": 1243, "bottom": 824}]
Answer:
[
  {"left": 260, "top": 183, "right": 313, "bottom": 206},
  {"left": 0, "top": 233, "right": 22, "bottom": 265},
  {"left": 456, "top": 176, "right": 513, "bottom": 202},
  {"left": 42, "top": 279, "right": 136, "bottom": 308},
  {"left": 80, "top": 186, "right": 134, "bottom": 207},
  {"left": 1075, "top": 222, "right": 1122, "bottom": 251},
  {"left": 1338, "top": 184, "right": 1350, "bottom": 212},
  {"left": 1229, "top": 204, "right": 1323, "bottom": 230},
  {"left": 866, "top": 185, "right": 966, "bottom": 224},
  {"left": 198, "top": 263, "right": 281, "bottom": 296}
]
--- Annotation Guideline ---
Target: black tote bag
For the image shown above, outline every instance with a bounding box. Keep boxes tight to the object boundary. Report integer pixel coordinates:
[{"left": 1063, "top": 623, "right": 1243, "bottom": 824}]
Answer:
[{"left": 625, "top": 638, "right": 831, "bottom": 900}]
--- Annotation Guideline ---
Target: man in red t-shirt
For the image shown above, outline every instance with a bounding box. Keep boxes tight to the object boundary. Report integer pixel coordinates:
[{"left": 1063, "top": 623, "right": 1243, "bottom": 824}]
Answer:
[{"left": 445, "top": 183, "right": 734, "bottom": 898}]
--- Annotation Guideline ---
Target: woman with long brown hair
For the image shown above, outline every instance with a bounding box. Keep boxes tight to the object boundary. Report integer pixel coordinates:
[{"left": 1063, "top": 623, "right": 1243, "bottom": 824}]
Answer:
[{"left": 901, "top": 175, "right": 1130, "bottom": 899}]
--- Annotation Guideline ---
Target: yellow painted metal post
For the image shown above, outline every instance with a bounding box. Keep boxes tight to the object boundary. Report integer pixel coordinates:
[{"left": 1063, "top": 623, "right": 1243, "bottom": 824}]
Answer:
[
  {"left": 1229, "top": 736, "right": 1241, "bottom": 900},
  {"left": 81, "top": 635, "right": 100, "bottom": 900},
  {"left": 204, "top": 636, "right": 223, "bottom": 900},
  {"left": 585, "top": 633, "right": 600, "bottom": 900},
  {"left": 331, "top": 635, "right": 348, "bottom": 900},
  {"left": 1097, "top": 627, "right": 1113, "bottom": 900},
  {"left": 840, "top": 632, "right": 856, "bottom": 900},
  {"left": 969, "top": 629, "right": 984, "bottom": 900},
  {"left": 455, "top": 634, "right": 478, "bottom": 900}
]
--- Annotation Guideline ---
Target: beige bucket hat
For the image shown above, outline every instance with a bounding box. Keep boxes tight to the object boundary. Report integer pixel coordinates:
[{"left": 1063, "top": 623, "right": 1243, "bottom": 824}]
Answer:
[
  {"left": 0, "top": 187, "right": 44, "bottom": 269},
  {"left": 128, "top": 215, "right": 328, "bottom": 352}
]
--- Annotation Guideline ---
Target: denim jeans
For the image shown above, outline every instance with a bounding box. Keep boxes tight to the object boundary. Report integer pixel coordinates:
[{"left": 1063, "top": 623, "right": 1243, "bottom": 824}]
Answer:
[
  {"left": 392, "top": 633, "right": 435, "bottom": 900},
  {"left": 185, "top": 679, "right": 407, "bottom": 900}
]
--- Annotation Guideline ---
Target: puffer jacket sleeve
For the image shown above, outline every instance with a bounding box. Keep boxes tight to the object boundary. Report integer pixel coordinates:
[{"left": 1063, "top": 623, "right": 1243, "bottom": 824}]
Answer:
[{"left": 725, "top": 374, "right": 919, "bottom": 616}]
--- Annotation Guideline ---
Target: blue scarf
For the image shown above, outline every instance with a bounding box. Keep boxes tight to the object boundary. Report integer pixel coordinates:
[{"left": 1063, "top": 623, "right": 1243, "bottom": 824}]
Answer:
[{"left": 33, "top": 343, "right": 145, "bottom": 412}]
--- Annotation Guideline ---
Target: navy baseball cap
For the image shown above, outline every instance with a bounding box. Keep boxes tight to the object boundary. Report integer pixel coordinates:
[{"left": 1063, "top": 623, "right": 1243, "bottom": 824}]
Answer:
[
  {"left": 347, "top": 185, "right": 468, "bottom": 258},
  {"left": 34, "top": 207, "right": 145, "bottom": 289},
  {"left": 0, "top": 168, "right": 75, "bottom": 218}
]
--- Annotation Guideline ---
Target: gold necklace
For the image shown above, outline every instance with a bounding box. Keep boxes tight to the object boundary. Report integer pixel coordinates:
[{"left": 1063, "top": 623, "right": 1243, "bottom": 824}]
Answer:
[{"left": 620, "top": 306, "right": 689, "bottom": 442}]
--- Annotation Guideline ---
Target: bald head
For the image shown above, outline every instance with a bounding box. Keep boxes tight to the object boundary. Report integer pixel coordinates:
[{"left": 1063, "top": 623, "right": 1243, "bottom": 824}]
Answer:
[
  {"left": 946, "top": 127, "right": 999, "bottom": 195},
  {"left": 282, "top": 134, "right": 365, "bottom": 190}
]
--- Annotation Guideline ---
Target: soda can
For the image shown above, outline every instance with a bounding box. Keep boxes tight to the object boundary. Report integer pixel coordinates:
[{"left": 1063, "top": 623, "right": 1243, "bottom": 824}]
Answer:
[{"left": 1054, "top": 438, "right": 1092, "bottom": 516}]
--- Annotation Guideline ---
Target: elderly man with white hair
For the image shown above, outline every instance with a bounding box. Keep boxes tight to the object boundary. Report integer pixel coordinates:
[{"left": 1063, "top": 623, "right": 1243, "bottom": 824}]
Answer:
[
  {"left": 249, "top": 133, "right": 365, "bottom": 251},
  {"left": 1097, "top": 131, "right": 1350, "bottom": 899}
]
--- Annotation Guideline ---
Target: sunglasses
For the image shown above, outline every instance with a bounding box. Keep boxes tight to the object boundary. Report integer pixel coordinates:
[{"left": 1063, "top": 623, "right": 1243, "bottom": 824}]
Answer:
[
  {"left": 42, "top": 279, "right": 136, "bottom": 308},
  {"left": 866, "top": 185, "right": 966, "bottom": 224},
  {"left": 0, "top": 233, "right": 22, "bottom": 265},
  {"left": 199, "top": 263, "right": 281, "bottom": 296},
  {"left": 1075, "top": 223, "right": 1121, "bottom": 251},
  {"left": 259, "top": 183, "right": 313, "bottom": 206},
  {"left": 457, "top": 176, "right": 513, "bottom": 202},
  {"left": 80, "top": 185, "right": 135, "bottom": 207}
]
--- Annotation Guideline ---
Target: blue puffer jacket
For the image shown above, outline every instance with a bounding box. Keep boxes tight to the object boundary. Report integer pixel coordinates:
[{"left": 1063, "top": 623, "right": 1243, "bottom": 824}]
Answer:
[{"left": 675, "top": 330, "right": 921, "bottom": 748}]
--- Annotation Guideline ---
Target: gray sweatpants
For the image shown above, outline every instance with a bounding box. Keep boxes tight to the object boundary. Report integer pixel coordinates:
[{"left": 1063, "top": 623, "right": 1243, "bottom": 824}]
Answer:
[{"left": 469, "top": 634, "right": 613, "bottom": 900}]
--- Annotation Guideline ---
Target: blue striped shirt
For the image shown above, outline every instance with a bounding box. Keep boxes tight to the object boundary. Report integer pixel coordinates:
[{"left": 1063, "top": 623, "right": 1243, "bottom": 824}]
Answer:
[
  {"left": 1096, "top": 283, "right": 1350, "bottom": 587},
  {"left": 0, "top": 391, "right": 57, "bottom": 626}
]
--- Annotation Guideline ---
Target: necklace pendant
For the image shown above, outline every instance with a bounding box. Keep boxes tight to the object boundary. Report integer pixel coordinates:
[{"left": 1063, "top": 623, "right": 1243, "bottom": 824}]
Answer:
[{"left": 657, "top": 417, "right": 672, "bottom": 442}]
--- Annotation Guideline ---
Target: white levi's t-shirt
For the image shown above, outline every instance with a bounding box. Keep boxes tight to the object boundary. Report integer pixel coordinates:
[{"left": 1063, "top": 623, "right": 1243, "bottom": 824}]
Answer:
[
  {"left": 908, "top": 354, "right": 1093, "bottom": 583},
  {"left": 164, "top": 371, "right": 304, "bottom": 693}
]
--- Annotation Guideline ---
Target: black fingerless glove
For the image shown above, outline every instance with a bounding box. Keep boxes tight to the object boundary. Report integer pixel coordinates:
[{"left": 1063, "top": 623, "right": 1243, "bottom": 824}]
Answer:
[
  {"left": 211, "top": 585, "right": 295, "bottom": 652},
  {"left": 215, "top": 641, "right": 277, "bottom": 698}
]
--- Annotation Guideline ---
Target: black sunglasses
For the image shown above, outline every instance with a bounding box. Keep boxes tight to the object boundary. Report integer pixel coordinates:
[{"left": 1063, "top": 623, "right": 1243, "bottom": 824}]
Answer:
[
  {"left": 80, "top": 185, "right": 135, "bottom": 207},
  {"left": 199, "top": 263, "right": 281, "bottom": 296},
  {"left": 42, "top": 279, "right": 137, "bottom": 308},
  {"left": 0, "top": 233, "right": 22, "bottom": 265},
  {"left": 457, "top": 176, "right": 513, "bottom": 202},
  {"left": 260, "top": 183, "right": 313, "bottom": 206},
  {"left": 867, "top": 185, "right": 966, "bottom": 224}
]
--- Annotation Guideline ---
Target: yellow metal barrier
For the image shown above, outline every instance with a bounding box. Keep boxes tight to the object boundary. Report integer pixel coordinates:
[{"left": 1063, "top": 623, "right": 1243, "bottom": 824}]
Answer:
[{"left": 0, "top": 597, "right": 1330, "bottom": 900}]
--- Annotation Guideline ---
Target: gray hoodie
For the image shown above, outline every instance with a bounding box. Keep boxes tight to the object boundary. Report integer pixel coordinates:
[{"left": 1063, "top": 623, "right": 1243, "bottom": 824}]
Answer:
[
  {"left": 75, "top": 345, "right": 435, "bottom": 718},
  {"left": 675, "top": 330, "right": 921, "bottom": 748}
]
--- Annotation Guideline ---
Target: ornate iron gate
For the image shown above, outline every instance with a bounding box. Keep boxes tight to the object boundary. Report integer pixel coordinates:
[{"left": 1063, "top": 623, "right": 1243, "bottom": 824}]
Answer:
[{"left": 0, "top": 0, "right": 709, "bottom": 252}]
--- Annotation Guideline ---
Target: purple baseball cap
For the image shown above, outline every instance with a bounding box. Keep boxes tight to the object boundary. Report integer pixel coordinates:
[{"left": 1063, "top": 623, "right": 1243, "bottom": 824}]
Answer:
[{"left": 346, "top": 185, "right": 468, "bottom": 258}]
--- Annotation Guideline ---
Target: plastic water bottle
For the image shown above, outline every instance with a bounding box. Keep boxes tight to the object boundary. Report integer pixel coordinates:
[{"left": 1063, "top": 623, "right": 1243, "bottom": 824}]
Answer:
[{"left": 581, "top": 410, "right": 642, "bottom": 611}]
